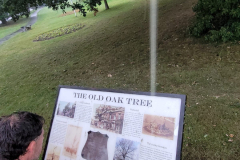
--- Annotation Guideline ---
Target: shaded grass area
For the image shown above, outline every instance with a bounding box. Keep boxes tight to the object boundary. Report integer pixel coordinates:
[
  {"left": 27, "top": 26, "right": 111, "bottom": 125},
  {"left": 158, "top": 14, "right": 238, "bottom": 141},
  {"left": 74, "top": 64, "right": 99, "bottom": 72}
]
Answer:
[
  {"left": 0, "top": 18, "right": 29, "bottom": 39},
  {"left": 0, "top": 9, "right": 38, "bottom": 39},
  {"left": 0, "top": 0, "right": 240, "bottom": 159}
]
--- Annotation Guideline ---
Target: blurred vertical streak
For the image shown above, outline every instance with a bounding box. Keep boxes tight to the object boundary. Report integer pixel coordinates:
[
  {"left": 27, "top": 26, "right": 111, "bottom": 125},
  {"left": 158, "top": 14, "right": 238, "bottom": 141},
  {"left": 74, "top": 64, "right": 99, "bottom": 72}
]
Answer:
[
  {"left": 70, "top": 0, "right": 77, "bottom": 17},
  {"left": 150, "top": 0, "right": 158, "bottom": 96}
]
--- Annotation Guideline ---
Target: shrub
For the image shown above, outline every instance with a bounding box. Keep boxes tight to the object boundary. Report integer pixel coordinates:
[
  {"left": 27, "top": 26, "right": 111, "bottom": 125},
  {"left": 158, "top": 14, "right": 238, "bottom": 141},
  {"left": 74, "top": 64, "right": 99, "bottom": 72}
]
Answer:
[{"left": 190, "top": 0, "right": 240, "bottom": 42}]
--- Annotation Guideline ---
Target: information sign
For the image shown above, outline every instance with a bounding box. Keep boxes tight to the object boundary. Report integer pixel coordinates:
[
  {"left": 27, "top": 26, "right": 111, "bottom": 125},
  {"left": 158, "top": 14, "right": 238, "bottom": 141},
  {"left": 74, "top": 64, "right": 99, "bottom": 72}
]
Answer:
[{"left": 43, "top": 86, "right": 186, "bottom": 160}]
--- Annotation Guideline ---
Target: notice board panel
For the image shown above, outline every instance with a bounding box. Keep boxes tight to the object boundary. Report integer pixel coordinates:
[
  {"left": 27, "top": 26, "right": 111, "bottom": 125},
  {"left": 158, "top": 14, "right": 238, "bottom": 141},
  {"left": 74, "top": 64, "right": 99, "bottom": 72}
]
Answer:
[{"left": 43, "top": 86, "right": 186, "bottom": 160}]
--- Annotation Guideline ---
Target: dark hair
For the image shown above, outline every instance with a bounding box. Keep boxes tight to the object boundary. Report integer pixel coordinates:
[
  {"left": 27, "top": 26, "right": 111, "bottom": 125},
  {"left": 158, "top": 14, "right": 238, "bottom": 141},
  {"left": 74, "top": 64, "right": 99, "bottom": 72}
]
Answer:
[{"left": 0, "top": 111, "right": 45, "bottom": 160}]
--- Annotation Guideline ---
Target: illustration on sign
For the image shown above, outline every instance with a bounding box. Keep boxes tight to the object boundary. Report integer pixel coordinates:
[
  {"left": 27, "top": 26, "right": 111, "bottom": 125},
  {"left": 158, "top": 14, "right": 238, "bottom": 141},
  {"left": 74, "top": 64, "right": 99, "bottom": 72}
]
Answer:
[
  {"left": 46, "top": 144, "right": 61, "bottom": 160},
  {"left": 142, "top": 114, "right": 175, "bottom": 140},
  {"left": 91, "top": 104, "right": 125, "bottom": 134},
  {"left": 62, "top": 125, "right": 82, "bottom": 159}
]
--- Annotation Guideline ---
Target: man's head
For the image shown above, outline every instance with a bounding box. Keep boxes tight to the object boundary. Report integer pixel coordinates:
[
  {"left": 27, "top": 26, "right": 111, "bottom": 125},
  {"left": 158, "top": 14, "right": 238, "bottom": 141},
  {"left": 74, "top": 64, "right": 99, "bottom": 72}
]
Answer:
[{"left": 0, "top": 111, "right": 45, "bottom": 160}]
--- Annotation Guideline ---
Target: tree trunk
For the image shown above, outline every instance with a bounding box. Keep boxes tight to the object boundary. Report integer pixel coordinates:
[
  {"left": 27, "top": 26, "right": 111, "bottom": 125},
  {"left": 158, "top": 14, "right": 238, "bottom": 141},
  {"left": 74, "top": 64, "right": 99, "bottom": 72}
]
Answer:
[
  {"left": 103, "top": 0, "right": 109, "bottom": 10},
  {"left": 28, "top": 3, "right": 31, "bottom": 12},
  {"left": 1, "top": 18, "right": 7, "bottom": 24}
]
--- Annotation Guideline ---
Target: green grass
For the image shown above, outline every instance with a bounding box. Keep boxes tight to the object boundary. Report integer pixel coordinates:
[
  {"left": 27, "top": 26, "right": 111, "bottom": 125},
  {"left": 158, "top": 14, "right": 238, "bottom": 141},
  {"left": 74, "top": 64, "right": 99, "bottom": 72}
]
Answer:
[
  {"left": 0, "top": 9, "right": 38, "bottom": 39},
  {"left": 0, "top": 17, "right": 29, "bottom": 39},
  {"left": 0, "top": 0, "right": 240, "bottom": 159}
]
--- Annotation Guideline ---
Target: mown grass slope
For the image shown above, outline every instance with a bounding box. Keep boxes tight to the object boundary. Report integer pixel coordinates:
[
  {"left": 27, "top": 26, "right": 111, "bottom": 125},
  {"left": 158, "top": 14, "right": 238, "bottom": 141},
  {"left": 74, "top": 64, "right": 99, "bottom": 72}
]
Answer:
[{"left": 0, "top": 0, "right": 240, "bottom": 159}]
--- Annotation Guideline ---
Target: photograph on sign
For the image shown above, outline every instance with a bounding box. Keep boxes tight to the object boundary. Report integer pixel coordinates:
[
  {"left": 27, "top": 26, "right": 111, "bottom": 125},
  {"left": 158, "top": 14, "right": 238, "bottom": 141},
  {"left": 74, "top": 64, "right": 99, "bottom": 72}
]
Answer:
[
  {"left": 113, "top": 137, "right": 140, "bottom": 160},
  {"left": 81, "top": 131, "right": 109, "bottom": 160},
  {"left": 56, "top": 101, "right": 76, "bottom": 119},
  {"left": 91, "top": 104, "right": 125, "bottom": 134},
  {"left": 43, "top": 86, "right": 185, "bottom": 160}
]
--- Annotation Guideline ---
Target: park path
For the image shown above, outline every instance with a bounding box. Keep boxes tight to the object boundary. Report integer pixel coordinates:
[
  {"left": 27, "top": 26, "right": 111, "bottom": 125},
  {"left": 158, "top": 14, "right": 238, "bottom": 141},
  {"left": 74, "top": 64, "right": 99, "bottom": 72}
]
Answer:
[{"left": 0, "top": 7, "right": 44, "bottom": 46}]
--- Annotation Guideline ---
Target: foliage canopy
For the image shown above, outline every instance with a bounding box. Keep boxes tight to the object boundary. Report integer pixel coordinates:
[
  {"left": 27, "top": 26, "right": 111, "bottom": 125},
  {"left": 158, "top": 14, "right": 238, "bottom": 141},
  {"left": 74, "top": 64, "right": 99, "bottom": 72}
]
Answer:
[
  {"left": 0, "top": 0, "right": 8, "bottom": 23},
  {"left": 0, "top": 0, "right": 102, "bottom": 23},
  {"left": 190, "top": 0, "right": 240, "bottom": 42}
]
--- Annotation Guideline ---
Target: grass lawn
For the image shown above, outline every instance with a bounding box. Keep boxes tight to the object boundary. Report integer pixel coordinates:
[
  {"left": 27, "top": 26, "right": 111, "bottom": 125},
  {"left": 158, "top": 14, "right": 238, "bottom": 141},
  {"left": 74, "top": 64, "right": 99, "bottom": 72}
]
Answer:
[
  {"left": 0, "top": 9, "right": 40, "bottom": 39},
  {"left": 0, "top": 0, "right": 240, "bottom": 159},
  {"left": 0, "top": 18, "right": 29, "bottom": 39}
]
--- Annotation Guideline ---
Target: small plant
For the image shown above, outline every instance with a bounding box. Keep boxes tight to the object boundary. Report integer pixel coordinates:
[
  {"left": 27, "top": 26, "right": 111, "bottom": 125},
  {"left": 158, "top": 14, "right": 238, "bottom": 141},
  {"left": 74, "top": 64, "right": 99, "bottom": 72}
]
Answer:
[
  {"left": 190, "top": 0, "right": 240, "bottom": 42},
  {"left": 33, "top": 23, "right": 85, "bottom": 41}
]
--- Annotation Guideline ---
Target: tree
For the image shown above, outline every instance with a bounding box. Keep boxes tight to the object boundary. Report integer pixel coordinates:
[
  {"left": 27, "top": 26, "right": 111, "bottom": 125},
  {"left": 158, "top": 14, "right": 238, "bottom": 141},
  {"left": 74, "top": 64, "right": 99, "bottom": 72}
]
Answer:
[
  {"left": 0, "top": 11, "right": 8, "bottom": 25},
  {"left": 94, "top": 105, "right": 110, "bottom": 121},
  {"left": 190, "top": 0, "right": 240, "bottom": 42},
  {"left": 57, "top": 105, "right": 60, "bottom": 115},
  {"left": 0, "top": 0, "right": 8, "bottom": 24},
  {"left": 0, "top": 0, "right": 44, "bottom": 23},
  {"left": 0, "top": 0, "right": 109, "bottom": 24},
  {"left": 84, "top": 0, "right": 109, "bottom": 11},
  {"left": 114, "top": 138, "right": 138, "bottom": 160},
  {"left": 103, "top": 0, "right": 109, "bottom": 10}
]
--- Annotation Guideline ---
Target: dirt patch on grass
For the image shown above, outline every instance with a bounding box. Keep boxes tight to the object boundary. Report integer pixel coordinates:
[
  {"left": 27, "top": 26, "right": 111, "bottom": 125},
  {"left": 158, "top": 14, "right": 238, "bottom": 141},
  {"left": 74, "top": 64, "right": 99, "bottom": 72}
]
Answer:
[{"left": 59, "top": 10, "right": 80, "bottom": 17}]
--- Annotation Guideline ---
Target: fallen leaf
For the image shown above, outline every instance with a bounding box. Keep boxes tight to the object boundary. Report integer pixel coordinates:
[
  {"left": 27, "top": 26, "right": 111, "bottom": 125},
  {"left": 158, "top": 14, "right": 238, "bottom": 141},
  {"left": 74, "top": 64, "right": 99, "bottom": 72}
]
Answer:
[
  {"left": 192, "top": 81, "right": 197, "bottom": 85},
  {"left": 229, "top": 134, "right": 234, "bottom": 138},
  {"left": 226, "top": 134, "right": 228, "bottom": 137},
  {"left": 228, "top": 139, "right": 233, "bottom": 142},
  {"left": 214, "top": 96, "right": 220, "bottom": 99}
]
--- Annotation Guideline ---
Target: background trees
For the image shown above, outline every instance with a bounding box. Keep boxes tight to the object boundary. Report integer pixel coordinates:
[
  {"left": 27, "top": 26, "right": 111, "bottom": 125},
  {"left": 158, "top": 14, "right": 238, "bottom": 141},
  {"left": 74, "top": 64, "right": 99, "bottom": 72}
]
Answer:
[
  {"left": 0, "top": 0, "right": 109, "bottom": 24},
  {"left": 190, "top": 0, "right": 240, "bottom": 42},
  {"left": 0, "top": 0, "right": 9, "bottom": 24},
  {"left": 0, "top": 10, "right": 8, "bottom": 24},
  {"left": 1, "top": 0, "right": 43, "bottom": 22}
]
